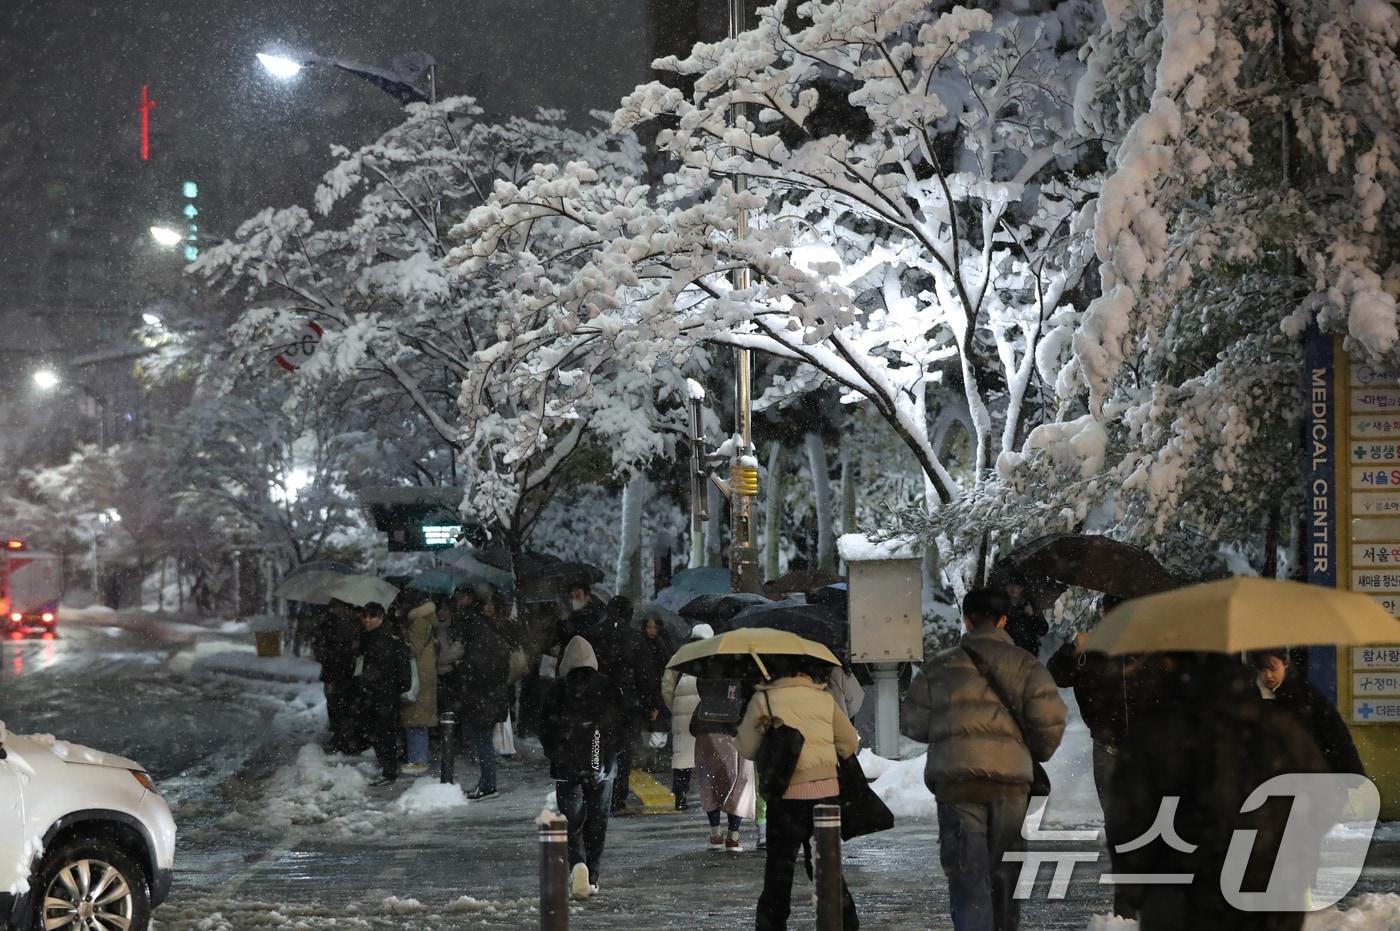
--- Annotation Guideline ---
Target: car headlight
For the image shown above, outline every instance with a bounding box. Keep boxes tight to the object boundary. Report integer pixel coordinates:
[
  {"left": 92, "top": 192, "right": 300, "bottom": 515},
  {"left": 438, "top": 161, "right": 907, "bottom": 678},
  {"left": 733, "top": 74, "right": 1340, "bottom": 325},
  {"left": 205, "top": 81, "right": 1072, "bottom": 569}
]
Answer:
[{"left": 131, "top": 770, "right": 157, "bottom": 793}]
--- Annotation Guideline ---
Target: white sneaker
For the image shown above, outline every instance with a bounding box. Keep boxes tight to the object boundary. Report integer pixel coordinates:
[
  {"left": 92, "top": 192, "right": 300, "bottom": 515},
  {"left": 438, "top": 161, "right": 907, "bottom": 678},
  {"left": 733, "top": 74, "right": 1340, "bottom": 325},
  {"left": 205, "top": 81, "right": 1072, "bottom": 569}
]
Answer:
[
  {"left": 401, "top": 762, "right": 429, "bottom": 776},
  {"left": 570, "top": 863, "right": 592, "bottom": 900}
]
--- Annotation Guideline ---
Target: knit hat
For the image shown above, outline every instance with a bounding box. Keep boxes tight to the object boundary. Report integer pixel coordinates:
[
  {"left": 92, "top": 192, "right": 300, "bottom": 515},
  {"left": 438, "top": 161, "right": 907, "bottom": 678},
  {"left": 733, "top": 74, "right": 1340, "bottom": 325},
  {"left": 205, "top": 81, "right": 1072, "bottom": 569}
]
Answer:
[{"left": 689, "top": 623, "right": 715, "bottom": 641}]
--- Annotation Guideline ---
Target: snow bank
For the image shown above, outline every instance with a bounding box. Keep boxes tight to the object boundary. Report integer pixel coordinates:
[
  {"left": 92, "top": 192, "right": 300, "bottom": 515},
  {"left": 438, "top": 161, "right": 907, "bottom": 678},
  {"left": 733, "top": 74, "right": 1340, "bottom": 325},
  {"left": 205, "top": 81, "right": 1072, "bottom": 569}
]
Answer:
[
  {"left": 1082, "top": 894, "right": 1400, "bottom": 930},
  {"left": 391, "top": 781, "right": 470, "bottom": 815},
  {"left": 837, "top": 533, "right": 917, "bottom": 562},
  {"left": 191, "top": 649, "right": 321, "bottom": 684},
  {"left": 868, "top": 753, "right": 937, "bottom": 819}
]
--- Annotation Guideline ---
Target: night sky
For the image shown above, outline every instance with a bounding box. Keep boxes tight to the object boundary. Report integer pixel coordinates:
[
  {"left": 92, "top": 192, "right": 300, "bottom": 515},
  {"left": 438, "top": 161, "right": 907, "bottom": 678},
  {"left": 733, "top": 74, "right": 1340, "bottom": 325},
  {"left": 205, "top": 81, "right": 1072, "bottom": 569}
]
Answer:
[{"left": 0, "top": 0, "right": 666, "bottom": 372}]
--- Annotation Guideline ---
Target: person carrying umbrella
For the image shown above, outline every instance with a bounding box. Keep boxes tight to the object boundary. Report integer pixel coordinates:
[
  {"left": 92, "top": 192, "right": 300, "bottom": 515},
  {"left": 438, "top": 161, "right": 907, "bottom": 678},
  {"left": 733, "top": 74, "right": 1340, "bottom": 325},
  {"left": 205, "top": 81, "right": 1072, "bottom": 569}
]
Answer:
[
  {"left": 738, "top": 654, "right": 861, "bottom": 930},
  {"left": 352, "top": 602, "right": 412, "bottom": 787},
  {"left": 399, "top": 590, "right": 440, "bottom": 776},
  {"left": 661, "top": 625, "right": 710, "bottom": 811},
  {"left": 1086, "top": 578, "right": 1391, "bottom": 928}
]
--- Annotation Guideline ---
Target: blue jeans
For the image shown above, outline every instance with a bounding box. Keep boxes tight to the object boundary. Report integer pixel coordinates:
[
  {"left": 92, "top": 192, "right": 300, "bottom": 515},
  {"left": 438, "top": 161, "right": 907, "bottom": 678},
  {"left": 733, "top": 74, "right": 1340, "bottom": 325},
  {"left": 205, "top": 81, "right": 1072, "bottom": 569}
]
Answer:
[
  {"left": 405, "top": 727, "right": 429, "bottom": 765},
  {"left": 469, "top": 724, "right": 497, "bottom": 793},
  {"left": 937, "top": 795, "right": 1029, "bottom": 931}
]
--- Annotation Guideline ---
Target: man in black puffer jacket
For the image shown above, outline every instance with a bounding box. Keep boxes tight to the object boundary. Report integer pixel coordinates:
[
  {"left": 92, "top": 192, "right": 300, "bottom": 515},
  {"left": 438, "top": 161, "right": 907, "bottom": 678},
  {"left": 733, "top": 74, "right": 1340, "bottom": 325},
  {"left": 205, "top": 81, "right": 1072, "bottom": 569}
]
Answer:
[
  {"left": 540, "top": 636, "right": 624, "bottom": 902},
  {"left": 459, "top": 587, "right": 514, "bottom": 800}
]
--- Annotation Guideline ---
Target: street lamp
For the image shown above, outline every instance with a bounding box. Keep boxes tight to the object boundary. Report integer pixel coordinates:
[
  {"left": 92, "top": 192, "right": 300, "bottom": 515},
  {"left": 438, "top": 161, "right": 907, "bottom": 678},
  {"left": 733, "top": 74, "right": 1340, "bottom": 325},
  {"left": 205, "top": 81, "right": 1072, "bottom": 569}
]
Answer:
[
  {"left": 256, "top": 52, "right": 304, "bottom": 79},
  {"left": 32, "top": 369, "right": 59, "bottom": 391},
  {"left": 256, "top": 48, "right": 437, "bottom": 105},
  {"left": 149, "top": 225, "right": 184, "bottom": 247},
  {"left": 32, "top": 368, "right": 108, "bottom": 449}
]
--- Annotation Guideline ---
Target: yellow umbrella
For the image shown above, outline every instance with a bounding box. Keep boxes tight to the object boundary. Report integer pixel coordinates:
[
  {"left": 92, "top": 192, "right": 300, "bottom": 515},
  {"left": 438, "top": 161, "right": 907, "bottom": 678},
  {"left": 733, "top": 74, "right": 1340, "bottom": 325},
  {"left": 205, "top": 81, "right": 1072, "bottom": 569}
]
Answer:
[
  {"left": 666, "top": 627, "right": 840, "bottom": 678},
  {"left": 1083, "top": 577, "right": 1400, "bottom": 655}
]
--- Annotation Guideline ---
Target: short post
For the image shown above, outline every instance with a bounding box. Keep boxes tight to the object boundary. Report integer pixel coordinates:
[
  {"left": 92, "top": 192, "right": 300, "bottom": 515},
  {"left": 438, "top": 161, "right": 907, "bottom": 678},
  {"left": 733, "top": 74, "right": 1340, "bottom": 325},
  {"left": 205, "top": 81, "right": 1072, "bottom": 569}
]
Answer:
[
  {"left": 439, "top": 711, "right": 457, "bottom": 784},
  {"left": 814, "top": 803, "right": 843, "bottom": 931},
  {"left": 539, "top": 814, "right": 569, "bottom": 931},
  {"left": 869, "top": 663, "right": 901, "bottom": 758}
]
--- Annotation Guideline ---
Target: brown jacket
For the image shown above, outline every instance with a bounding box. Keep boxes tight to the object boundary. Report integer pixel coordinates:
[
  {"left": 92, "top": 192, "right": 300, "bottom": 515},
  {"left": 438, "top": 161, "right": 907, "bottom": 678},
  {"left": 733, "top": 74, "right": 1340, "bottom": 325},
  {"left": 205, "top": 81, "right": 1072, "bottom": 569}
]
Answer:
[
  {"left": 738, "top": 676, "right": 859, "bottom": 787},
  {"left": 401, "top": 600, "right": 439, "bottom": 728}
]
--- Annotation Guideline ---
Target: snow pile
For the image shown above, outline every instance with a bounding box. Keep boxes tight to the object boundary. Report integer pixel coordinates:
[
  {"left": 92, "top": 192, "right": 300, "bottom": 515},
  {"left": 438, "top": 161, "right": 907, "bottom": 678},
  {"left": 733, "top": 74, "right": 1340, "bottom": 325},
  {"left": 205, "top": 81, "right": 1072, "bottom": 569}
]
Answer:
[
  {"left": 380, "top": 896, "right": 427, "bottom": 914},
  {"left": 837, "top": 533, "right": 917, "bottom": 562},
  {"left": 191, "top": 649, "right": 321, "bottom": 684},
  {"left": 227, "top": 744, "right": 380, "bottom": 838},
  {"left": 390, "top": 781, "right": 469, "bottom": 815},
  {"left": 1081, "top": 895, "right": 1400, "bottom": 931},
  {"left": 861, "top": 690, "right": 1101, "bottom": 826},
  {"left": 445, "top": 895, "right": 537, "bottom": 916}
]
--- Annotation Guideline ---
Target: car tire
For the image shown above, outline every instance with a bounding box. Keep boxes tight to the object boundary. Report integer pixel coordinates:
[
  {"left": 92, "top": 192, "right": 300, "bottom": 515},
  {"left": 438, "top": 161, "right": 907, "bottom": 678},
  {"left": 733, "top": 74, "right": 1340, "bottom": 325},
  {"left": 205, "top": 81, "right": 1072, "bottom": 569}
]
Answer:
[{"left": 31, "top": 835, "right": 152, "bottom": 931}]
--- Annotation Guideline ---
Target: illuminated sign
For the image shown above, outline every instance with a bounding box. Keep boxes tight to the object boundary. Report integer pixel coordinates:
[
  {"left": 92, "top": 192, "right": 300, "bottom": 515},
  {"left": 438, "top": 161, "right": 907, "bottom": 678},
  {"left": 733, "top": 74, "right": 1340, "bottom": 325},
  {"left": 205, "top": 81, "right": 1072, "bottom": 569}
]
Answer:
[
  {"left": 422, "top": 525, "right": 461, "bottom": 548},
  {"left": 138, "top": 86, "right": 155, "bottom": 161}
]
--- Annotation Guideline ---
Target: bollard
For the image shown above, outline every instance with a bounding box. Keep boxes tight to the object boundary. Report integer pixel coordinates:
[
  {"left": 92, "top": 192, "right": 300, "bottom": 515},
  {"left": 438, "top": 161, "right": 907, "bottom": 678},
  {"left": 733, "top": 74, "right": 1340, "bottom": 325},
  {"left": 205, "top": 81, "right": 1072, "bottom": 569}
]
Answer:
[
  {"left": 813, "top": 803, "right": 843, "bottom": 931},
  {"left": 539, "top": 814, "right": 569, "bottom": 931},
  {"left": 440, "top": 711, "right": 457, "bottom": 784}
]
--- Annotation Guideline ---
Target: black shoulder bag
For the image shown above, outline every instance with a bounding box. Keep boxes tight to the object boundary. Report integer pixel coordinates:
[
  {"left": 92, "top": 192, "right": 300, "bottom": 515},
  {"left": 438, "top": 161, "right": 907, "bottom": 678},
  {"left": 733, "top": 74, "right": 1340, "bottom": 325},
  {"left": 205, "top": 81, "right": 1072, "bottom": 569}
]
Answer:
[
  {"left": 754, "top": 691, "right": 806, "bottom": 802},
  {"left": 962, "top": 643, "right": 1052, "bottom": 798}
]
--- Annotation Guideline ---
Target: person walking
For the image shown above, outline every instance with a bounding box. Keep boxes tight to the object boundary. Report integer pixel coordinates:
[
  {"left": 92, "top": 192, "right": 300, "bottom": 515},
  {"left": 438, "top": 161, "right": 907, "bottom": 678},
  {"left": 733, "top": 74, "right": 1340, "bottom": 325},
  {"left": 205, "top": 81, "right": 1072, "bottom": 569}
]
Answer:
[
  {"left": 739, "top": 657, "right": 861, "bottom": 930},
  {"left": 1250, "top": 648, "right": 1365, "bottom": 777},
  {"left": 694, "top": 675, "right": 757, "bottom": 852},
  {"left": 902, "top": 588, "right": 1068, "bottom": 931},
  {"left": 400, "top": 592, "right": 440, "bottom": 776},
  {"left": 459, "top": 585, "right": 514, "bottom": 799},
  {"left": 661, "top": 624, "right": 709, "bottom": 811},
  {"left": 1002, "top": 574, "right": 1049, "bottom": 656},
  {"left": 638, "top": 611, "right": 675, "bottom": 733},
  {"left": 540, "top": 636, "right": 624, "bottom": 901},
  {"left": 1108, "top": 653, "right": 1335, "bottom": 930},
  {"left": 591, "top": 595, "right": 643, "bottom": 813},
  {"left": 353, "top": 602, "right": 411, "bottom": 786}
]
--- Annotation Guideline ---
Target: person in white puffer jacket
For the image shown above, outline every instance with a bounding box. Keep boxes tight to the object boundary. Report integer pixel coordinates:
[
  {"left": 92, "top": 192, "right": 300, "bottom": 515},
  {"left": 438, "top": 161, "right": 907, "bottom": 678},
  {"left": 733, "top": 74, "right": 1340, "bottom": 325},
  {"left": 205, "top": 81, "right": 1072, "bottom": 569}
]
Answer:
[{"left": 660, "top": 624, "right": 709, "bottom": 811}]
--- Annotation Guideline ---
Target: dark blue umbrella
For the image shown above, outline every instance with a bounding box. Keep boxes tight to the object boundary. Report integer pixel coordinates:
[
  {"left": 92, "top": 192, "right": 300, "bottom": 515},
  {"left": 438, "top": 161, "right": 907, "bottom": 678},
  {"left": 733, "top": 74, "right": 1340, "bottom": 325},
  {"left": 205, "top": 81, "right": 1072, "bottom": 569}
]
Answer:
[{"left": 728, "top": 601, "right": 848, "bottom": 658}]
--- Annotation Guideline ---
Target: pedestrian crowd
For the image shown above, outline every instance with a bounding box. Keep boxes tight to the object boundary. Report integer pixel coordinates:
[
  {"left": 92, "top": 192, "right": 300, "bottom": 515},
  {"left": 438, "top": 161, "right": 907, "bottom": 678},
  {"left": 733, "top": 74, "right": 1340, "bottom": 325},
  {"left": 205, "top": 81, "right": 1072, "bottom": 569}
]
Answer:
[{"left": 304, "top": 572, "right": 1367, "bottom": 931}]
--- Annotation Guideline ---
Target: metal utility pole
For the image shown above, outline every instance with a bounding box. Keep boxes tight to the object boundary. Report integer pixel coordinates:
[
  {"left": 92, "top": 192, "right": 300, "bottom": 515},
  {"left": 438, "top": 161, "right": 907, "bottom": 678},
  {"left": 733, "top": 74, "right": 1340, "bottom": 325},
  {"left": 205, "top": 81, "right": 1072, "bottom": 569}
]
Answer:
[{"left": 727, "top": 0, "right": 761, "bottom": 594}]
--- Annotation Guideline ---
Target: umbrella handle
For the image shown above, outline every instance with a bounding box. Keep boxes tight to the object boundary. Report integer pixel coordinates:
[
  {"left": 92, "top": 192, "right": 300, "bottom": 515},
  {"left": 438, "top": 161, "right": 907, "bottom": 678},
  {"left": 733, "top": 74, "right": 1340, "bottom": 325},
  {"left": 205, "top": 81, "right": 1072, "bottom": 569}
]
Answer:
[{"left": 750, "top": 648, "right": 771, "bottom": 681}]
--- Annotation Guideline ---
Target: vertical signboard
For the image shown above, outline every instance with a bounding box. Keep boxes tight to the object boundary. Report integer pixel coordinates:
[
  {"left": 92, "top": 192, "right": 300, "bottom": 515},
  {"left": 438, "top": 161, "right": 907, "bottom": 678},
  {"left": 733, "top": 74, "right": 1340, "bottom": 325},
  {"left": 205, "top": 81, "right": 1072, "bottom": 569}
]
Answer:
[{"left": 1303, "top": 324, "right": 1337, "bottom": 696}]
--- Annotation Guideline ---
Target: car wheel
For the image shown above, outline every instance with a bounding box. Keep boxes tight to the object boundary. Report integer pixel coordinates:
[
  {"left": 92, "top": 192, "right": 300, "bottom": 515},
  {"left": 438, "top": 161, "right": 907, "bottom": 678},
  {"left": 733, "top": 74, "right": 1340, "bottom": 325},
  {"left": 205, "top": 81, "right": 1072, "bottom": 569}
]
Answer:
[{"left": 32, "top": 836, "right": 151, "bottom": 931}]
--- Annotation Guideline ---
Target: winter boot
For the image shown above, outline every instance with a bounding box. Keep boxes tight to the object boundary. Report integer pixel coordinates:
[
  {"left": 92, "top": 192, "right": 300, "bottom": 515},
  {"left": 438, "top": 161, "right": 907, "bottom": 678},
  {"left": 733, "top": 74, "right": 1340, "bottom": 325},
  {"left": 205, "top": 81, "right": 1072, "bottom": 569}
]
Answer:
[
  {"left": 675, "top": 793, "right": 689, "bottom": 812},
  {"left": 725, "top": 830, "right": 743, "bottom": 853},
  {"left": 709, "top": 825, "right": 725, "bottom": 849}
]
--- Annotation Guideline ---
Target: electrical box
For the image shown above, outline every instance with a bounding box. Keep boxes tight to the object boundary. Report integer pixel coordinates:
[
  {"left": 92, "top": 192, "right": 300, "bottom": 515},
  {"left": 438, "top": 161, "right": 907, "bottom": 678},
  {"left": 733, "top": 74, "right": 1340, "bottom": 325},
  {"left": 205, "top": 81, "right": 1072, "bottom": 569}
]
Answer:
[{"left": 842, "top": 535, "right": 923, "bottom": 663}]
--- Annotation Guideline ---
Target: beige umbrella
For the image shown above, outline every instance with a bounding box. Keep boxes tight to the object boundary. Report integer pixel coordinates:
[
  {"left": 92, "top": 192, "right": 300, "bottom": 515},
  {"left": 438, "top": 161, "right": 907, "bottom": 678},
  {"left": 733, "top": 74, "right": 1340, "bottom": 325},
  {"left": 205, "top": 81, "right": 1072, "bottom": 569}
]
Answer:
[
  {"left": 321, "top": 574, "right": 400, "bottom": 608},
  {"left": 1083, "top": 577, "right": 1400, "bottom": 655},
  {"left": 666, "top": 626, "right": 840, "bottom": 679}
]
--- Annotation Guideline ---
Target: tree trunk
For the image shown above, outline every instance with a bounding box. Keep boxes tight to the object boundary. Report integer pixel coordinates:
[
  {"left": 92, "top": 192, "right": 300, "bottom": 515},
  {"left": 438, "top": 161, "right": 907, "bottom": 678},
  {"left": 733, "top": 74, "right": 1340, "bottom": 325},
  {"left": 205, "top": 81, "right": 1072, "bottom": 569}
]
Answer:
[
  {"left": 764, "top": 442, "right": 784, "bottom": 581},
  {"left": 806, "top": 433, "right": 836, "bottom": 572},
  {"left": 1262, "top": 501, "right": 1281, "bottom": 579},
  {"left": 840, "top": 438, "right": 857, "bottom": 541},
  {"left": 615, "top": 474, "right": 646, "bottom": 599}
]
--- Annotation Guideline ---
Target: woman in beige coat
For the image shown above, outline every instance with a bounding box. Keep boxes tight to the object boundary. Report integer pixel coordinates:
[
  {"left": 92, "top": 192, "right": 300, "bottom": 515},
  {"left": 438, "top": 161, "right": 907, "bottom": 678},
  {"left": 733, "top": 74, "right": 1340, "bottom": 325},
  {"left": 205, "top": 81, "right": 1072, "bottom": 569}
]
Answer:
[
  {"left": 738, "top": 658, "right": 860, "bottom": 930},
  {"left": 400, "top": 596, "right": 439, "bottom": 775},
  {"left": 661, "top": 654, "right": 702, "bottom": 810}
]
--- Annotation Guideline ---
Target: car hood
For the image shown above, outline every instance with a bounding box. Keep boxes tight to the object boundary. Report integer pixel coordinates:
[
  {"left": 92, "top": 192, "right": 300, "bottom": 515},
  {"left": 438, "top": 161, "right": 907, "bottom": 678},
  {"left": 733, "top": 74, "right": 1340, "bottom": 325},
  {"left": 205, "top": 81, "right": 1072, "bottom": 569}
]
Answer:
[{"left": 5, "top": 730, "right": 144, "bottom": 771}]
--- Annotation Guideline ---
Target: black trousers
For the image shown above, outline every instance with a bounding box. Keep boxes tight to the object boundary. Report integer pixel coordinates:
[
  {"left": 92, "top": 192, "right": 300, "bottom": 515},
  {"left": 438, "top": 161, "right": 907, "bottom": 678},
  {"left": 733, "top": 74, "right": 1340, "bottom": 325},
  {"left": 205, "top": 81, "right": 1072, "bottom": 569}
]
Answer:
[
  {"left": 756, "top": 797, "right": 858, "bottom": 931},
  {"left": 612, "top": 729, "right": 634, "bottom": 810},
  {"left": 557, "top": 771, "right": 616, "bottom": 883},
  {"left": 324, "top": 679, "right": 359, "bottom": 750},
  {"left": 363, "top": 694, "right": 401, "bottom": 779}
]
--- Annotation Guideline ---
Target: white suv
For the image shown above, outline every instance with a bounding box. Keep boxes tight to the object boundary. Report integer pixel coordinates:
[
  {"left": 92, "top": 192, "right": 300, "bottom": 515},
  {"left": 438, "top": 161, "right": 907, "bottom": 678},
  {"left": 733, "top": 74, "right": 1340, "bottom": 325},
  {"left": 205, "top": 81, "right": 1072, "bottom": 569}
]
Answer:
[{"left": 0, "top": 724, "right": 175, "bottom": 931}]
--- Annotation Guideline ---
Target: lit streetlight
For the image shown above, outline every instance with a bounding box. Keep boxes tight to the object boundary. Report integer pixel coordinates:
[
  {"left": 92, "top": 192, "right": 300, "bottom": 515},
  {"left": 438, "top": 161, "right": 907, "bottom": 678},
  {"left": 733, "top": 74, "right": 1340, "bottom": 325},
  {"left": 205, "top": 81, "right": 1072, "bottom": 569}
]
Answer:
[
  {"left": 32, "top": 369, "right": 59, "bottom": 391},
  {"left": 256, "top": 52, "right": 305, "bottom": 80},
  {"left": 256, "top": 48, "right": 437, "bottom": 105},
  {"left": 141, "top": 312, "right": 163, "bottom": 328},
  {"left": 149, "top": 225, "right": 184, "bottom": 247}
]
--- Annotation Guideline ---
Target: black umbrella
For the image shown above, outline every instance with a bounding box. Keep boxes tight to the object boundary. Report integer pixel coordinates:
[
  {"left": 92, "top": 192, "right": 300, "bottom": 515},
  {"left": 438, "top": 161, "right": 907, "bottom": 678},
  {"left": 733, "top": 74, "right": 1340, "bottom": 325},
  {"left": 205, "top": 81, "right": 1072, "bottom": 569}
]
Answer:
[
  {"left": 677, "top": 592, "right": 770, "bottom": 625},
  {"left": 991, "top": 533, "right": 1183, "bottom": 602},
  {"left": 728, "top": 601, "right": 848, "bottom": 659}
]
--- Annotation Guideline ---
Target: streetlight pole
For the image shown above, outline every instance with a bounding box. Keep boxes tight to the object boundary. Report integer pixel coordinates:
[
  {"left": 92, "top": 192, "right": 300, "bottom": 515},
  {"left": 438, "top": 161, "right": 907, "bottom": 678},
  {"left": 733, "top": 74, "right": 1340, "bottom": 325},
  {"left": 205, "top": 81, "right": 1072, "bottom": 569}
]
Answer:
[{"left": 727, "top": 0, "right": 761, "bottom": 594}]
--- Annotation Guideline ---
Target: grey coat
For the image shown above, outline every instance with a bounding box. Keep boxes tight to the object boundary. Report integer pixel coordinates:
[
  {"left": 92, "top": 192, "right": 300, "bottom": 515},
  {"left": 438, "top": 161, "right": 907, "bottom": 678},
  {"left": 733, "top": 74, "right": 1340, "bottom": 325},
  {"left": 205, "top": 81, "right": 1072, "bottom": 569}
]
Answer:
[{"left": 901, "top": 626, "right": 1067, "bottom": 795}]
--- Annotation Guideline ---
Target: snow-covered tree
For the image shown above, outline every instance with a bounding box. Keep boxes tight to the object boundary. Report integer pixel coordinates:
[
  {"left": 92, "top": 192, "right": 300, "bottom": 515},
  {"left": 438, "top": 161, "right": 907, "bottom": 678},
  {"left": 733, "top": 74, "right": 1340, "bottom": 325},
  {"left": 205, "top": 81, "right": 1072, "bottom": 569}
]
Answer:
[
  {"left": 906, "top": 0, "right": 1400, "bottom": 570},
  {"left": 452, "top": 0, "right": 1099, "bottom": 533},
  {"left": 195, "top": 99, "right": 666, "bottom": 567}
]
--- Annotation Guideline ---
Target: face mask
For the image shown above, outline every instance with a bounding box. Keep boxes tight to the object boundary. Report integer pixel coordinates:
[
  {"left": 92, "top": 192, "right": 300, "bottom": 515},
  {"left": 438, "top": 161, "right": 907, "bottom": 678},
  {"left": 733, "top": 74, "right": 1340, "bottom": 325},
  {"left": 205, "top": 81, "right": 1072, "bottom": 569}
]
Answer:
[{"left": 570, "top": 597, "right": 588, "bottom": 612}]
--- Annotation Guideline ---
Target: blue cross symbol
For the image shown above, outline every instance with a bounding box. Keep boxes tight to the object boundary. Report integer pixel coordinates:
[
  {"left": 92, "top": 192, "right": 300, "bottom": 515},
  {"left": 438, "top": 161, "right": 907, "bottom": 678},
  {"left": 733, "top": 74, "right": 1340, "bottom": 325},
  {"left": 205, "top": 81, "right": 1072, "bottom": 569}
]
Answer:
[{"left": 1359, "top": 703, "right": 1375, "bottom": 720}]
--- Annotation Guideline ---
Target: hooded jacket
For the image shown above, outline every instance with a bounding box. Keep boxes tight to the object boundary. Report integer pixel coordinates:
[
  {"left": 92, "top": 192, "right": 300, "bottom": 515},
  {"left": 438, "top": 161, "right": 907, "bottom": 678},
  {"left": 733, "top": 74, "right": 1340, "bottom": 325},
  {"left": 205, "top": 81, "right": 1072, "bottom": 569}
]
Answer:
[
  {"left": 400, "top": 600, "right": 439, "bottom": 728},
  {"left": 541, "top": 636, "right": 623, "bottom": 780},
  {"left": 901, "top": 625, "right": 1067, "bottom": 799},
  {"left": 738, "top": 675, "right": 860, "bottom": 787}
]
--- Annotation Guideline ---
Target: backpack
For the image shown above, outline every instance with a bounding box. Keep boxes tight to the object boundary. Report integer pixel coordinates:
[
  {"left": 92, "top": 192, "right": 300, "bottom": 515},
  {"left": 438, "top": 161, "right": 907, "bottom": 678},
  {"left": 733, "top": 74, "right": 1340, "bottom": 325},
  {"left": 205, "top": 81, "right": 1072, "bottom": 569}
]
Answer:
[{"left": 551, "top": 681, "right": 608, "bottom": 782}]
